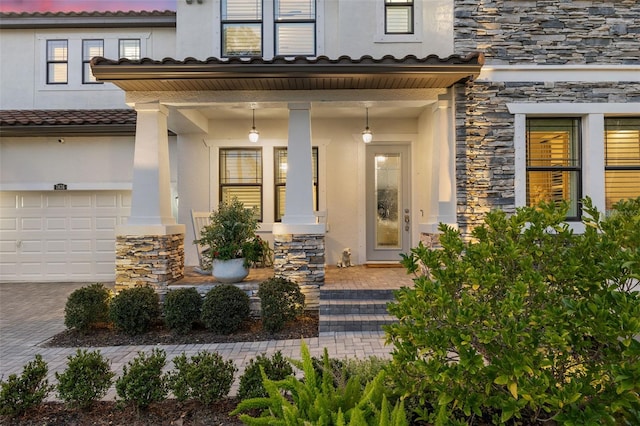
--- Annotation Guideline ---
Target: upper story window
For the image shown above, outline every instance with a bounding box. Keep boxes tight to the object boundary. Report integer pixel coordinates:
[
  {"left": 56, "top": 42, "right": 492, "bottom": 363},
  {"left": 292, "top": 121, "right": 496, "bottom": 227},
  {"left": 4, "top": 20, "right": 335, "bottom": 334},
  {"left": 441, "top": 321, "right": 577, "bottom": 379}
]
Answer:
[
  {"left": 119, "top": 39, "right": 141, "bottom": 60},
  {"left": 46, "top": 40, "right": 68, "bottom": 84},
  {"left": 605, "top": 117, "right": 640, "bottom": 211},
  {"left": 526, "top": 118, "right": 582, "bottom": 219},
  {"left": 82, "top": 40, "right": 103, "bottom": 84},
  {"left": 385, "top": 0, "right": 414, "bottom": 34},
  {"left": 221, "top": 0, "right": 263, "bottom": 56},
  {"left": 274, "top": 146, "right": 318, "bottom": 221},
  {"left": 221, "top": 0, "right": 316, "bottom": 57},
  {"left": 275, "top": 0, "right": 316, "bottom": 56},
  {"left": 220, "top": 148, "right": 263, "bottom": 221}
]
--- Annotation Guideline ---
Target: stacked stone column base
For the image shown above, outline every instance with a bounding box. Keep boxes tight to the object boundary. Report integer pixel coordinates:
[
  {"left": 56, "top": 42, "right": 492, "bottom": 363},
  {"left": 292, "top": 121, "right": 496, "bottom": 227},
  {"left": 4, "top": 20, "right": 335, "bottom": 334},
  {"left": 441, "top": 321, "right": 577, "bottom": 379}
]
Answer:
[{"left": 115, "top": 233, "right": 185, "bottom": 293}]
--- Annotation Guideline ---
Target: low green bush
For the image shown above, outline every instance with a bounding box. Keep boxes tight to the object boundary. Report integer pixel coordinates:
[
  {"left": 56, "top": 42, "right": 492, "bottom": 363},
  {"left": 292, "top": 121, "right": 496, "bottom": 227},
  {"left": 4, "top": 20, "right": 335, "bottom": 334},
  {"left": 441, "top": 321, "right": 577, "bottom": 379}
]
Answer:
[
  {"left": 55, "top": 349, "right": 114, "bottom": 410},
  {"left": 386, "top": 197, "right": 640, "bottom": 425},
  {"left": 0, "top": 354, "right": 52, "bottom": 417},
  {"left": 232, "top": 342, "right": 407, "bottom": 425},
  {"left": 201, "top": 284, "right": 250, "bottom": 334},
  {"left": 115, "top": 349, "right": 168, "bottom": 411},
  {"left": 64, "top": 283, "right": 111, "bottom": 332},
  {"left": 109, "top": 285, "right": 160, "bottom": 335},
  {"left": 258, "top": 277, "right": 305, "bottom": 333},
  {"left": 237, "top": 350, "right": 294, "bottom": 400},
  {"left": 168, "top": 351, "right": 237, "bottom": 405},
  {"left": 163, "top": 287, "right": 202, "bottom": 334}
]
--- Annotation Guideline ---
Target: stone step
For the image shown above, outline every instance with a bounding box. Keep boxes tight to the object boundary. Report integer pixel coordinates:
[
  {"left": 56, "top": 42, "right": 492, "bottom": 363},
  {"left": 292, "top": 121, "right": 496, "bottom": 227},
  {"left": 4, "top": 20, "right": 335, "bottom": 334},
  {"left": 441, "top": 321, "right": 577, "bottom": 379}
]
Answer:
[{"left": 319, "top": 289, "right": 397, "bottom": 332}]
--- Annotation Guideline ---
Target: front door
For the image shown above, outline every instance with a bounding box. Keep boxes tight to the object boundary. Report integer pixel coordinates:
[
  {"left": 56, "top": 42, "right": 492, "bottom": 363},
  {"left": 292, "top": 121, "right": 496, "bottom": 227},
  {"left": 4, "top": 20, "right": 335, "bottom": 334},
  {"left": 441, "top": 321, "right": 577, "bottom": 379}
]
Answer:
[{"left": 365, "top": 144, "right": 411, "bottom": 262}]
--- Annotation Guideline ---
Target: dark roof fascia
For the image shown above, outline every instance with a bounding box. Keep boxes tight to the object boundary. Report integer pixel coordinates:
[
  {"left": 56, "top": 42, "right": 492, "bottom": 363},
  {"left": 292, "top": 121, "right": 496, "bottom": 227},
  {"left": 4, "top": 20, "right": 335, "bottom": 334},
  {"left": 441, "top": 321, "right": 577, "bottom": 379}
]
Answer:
[
  {"left": 0, "top": 11, "right": 176, "bottom": 29},
  {"left": 0, "top": 124, "right": 137, "bottom": 137},
  {"left": 91, "top": 54, "right": 485, "bottom": 82}
]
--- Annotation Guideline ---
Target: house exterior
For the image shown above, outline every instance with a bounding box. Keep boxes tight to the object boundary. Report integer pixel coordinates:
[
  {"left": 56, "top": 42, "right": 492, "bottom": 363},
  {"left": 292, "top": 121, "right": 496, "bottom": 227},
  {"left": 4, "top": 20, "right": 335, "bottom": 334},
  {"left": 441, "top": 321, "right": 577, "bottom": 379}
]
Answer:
[{"left": 1, "top": 1, "right": 638, "bottom": 293}]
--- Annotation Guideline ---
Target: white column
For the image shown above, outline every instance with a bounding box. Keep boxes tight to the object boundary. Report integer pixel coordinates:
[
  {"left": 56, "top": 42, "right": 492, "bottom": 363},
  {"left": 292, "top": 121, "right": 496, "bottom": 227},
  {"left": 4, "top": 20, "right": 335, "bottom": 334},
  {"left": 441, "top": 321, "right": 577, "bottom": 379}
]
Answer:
[
  {"left": 117, "top": 101, "right": 184, "bottom": 235},
  {"left": 436, "top": 93, "right": 457, "bottom": 226},
  {"left": 273, "top": 103, "right": 324, "bottom": 235}
]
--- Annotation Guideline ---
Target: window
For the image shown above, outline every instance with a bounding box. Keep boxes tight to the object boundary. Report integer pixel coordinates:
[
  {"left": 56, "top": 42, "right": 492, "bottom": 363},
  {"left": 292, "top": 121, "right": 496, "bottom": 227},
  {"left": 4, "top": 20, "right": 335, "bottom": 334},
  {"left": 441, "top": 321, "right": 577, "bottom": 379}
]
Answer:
[
  {"left": 119, "top": 39, "right": 141, "bottom": 60},
  {"left": 385, "top": 0, "right": 414, "bottom": 34},
  {"left": 82, "top": 39, "right": 103, "bottom": 84},
  {"left": 46, "top": 40, "right": 68, "bottom": 84},
  {"left": 275, "top": 0, "right": 316, "bottom": 56},
  {"left": 221, "top": 0, "right": 263, "bottom": 57},
  {"left": 526, "top": 118, "right": 581, "bottom": 219},
  {"left": 274, "top": 147, "right": 318, "bottom": 221},
  {"left": 605, "top": 117, "right": 640, "bottom": 211},
  {"left": 220, "top": 148, "right": 263, "bottom": 220}
]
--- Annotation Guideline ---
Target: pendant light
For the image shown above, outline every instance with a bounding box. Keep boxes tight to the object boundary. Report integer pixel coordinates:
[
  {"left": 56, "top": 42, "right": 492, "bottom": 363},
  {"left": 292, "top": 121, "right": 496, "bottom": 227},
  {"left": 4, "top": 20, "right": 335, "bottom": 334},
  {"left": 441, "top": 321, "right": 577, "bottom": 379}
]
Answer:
[
  {"left": 248, "top": 108, "right": 259, "bottom": 143},
  {"left": 362, "top": 107, "right": 373, "bottom": 143}
]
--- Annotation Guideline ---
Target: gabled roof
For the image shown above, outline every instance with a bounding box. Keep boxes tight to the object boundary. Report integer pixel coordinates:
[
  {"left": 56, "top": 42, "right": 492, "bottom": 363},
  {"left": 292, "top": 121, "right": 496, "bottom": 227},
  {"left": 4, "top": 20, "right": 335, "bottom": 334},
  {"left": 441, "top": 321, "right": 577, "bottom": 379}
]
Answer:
[
  {"left": 0, "top": 10, "right": 176, "bottom": 28},
  {"left": 91, "top": 53, "right": 485, "bottom": 92},
  {"left": 0, "top": 109, "right": 137, "bottom": 136}
]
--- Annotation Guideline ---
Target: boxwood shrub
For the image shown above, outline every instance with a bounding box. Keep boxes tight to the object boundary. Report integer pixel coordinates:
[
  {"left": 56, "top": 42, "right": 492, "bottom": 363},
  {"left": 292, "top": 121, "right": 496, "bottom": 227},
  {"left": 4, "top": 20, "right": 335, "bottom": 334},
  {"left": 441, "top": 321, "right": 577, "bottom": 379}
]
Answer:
[{"left": 201, "top": 284, "right": 250, "bottom": 334}]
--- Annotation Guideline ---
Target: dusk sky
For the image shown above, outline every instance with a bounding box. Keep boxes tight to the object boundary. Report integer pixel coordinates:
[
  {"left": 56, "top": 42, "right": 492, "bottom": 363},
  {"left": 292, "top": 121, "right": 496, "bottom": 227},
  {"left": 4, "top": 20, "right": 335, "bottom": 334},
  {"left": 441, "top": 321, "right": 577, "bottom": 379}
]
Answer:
[{"left": 0, "top": 0, "right": 176, "bottom": 12}]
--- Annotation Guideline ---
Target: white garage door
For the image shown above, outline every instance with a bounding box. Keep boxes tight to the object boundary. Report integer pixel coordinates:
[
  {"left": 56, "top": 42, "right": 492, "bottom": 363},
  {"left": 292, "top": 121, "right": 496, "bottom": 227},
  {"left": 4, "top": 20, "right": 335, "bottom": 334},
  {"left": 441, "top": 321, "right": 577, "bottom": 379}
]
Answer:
[{"left": 0, "top": 191, "right": 130, "bottom": 282}]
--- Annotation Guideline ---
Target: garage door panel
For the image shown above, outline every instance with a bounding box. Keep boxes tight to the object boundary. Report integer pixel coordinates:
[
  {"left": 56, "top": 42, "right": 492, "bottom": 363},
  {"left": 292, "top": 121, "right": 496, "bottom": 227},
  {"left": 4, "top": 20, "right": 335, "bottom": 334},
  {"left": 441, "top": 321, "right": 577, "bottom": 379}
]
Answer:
[
  {"left": 46, "top": 240, "right": 68, "bottom": 253},
  {"left": 70, "top": 240, "right": 92, "bottom": 253},
  {"left": 0, "top": 240, "right": 17, "bottom": 254},
  {"left": 46, "top": 218, "right": 67, "bottom": 230},
  {"left": 21, "top": 217, "right": 43, "bottom": 230},
  {"left": 96, "top": 217, "right": 118, "bottom": 230},
  {"left": 21, "top": 240, "right": 43, "bottom": 253},
  {"left": 69, "top": 217, "right": 92, "bottom": 230},
  {"left": 96, "top": 239, "right": 115, "bottom": 253},
  {"left": 70, "top": 262, "right": 92, "bottom": 275},
  {"left": 0, "top": 217, "right": 17, "bottom": 230},
  {"left": 20, "top": 194, "right": 44, "bottom": 208},
  {"left": 46, "top": 194, "right": 67, "bottom": 208},
  {"left": 0, "top": 193, "right": 18, "bottom": 208},
  {"left": 69, "top": 194, "right": 93, "bottom": 208},
  {"left": 96, "top": 194, "right": 118, "bottom": 207}
]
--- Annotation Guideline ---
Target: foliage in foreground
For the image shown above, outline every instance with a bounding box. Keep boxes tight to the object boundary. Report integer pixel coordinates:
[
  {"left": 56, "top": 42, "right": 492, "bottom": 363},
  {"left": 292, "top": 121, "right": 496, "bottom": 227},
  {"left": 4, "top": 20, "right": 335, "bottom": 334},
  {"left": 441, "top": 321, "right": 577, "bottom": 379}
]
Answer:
[
  {"left": 387, "top": 198, "right": 640, "bottom": 425},
  {"left": 232, "top": 342, "right": 407, "bottom": 425},
  {"left": 0, "top": 354, "right": 52, "bottom": 417},
  {"left": 64, "top": 283, "right": 112, "bottom": 332},
  {"left": 115, "top": 348, "right": 168, "bottom": 411},
  {"left": 168, "top": 350, "right": 237, "bottom": 405},
  {"left": 258, "top": 277, "right": 306, "bottom": 333},
  {"left": 55, "top": 349, "right": 115, "bottom": 410},
  {"left": 237, "top": 350, "right": 294, "bottom": 400}
]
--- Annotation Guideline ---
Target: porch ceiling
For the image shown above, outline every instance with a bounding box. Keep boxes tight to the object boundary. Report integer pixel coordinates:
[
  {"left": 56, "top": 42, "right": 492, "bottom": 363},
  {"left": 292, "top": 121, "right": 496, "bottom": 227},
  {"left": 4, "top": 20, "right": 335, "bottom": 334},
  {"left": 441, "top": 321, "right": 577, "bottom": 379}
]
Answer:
[{"left": 90, "top": 54, "right": 484, "bottom": 92}]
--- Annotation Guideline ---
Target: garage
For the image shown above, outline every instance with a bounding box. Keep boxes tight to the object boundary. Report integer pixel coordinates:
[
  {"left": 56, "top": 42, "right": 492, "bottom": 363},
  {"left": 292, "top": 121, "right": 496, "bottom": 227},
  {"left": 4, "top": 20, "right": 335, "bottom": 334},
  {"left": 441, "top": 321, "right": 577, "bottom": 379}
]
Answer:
[{"left": 0, "top": 190, "right": 130, "bottom": 282}]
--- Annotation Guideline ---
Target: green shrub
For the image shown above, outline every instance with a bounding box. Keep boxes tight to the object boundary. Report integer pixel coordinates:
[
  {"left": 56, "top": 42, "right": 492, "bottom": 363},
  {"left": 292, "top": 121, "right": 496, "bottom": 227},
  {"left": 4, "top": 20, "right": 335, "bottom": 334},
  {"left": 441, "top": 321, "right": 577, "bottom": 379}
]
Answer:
[
  {"left": 386, "top": 198, "right": 640, "bottom": 425},
  {"left": 258, "top": 277, "right": 305, "bottom": 333},
  {"left": 115, "top": 349, "right": 168, "bottom": 411},
  {"left": 55, "top": 349, "right": 114, "bottom": 410},
  {"left": 64, "top": 283, "right": 111, "bottom": 332},
  {"left": 232, "top": 342, "right": 407, "bottom": 425},
  {"left": 168, "top": 351, "right": 237, "bottom": 405},
  {"left": 237, "top": 351, "right": 294, "bottom": 400},
  {"left": 163, "top": 287, "right": 202, "bottom": 334},
  {"left": 201, "top": 284, "right": 250, "bottom": 334},
  {"left": 109, "top": 285, "right": 160, "bottom": 335},
  {"left": 0, "top": 354, "right": 52, "bottom": 417}
]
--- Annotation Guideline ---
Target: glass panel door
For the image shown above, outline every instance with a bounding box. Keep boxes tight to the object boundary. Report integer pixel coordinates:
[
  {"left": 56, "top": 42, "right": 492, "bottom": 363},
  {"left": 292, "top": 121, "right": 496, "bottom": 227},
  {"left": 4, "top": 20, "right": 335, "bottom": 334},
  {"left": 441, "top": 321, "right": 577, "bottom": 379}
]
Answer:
[{"left": 366, "top": 145, "right": 410, "bottom": 262}]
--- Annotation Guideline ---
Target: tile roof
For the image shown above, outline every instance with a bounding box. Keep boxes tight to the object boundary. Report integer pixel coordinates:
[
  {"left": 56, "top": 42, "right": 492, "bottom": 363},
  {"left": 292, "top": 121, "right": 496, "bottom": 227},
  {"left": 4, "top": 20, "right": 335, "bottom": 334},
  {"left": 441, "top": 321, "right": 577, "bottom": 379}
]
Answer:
[
  {"left": 0, "top": 109, "right": 137, "bottom": 136},
  {"left": 0, "top": 10, "right": 175, "bottom": 18},
  {"left": 0, "top": 10, "right": 176, "bottom": 28}
]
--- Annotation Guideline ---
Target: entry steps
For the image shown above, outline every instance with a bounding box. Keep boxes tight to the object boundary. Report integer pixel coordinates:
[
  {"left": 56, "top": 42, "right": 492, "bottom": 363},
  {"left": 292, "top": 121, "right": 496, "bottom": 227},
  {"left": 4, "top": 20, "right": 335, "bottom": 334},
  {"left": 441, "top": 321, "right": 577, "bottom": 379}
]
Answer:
[{"left": 319, "top": 289, "right": 397, "bottom": 332}]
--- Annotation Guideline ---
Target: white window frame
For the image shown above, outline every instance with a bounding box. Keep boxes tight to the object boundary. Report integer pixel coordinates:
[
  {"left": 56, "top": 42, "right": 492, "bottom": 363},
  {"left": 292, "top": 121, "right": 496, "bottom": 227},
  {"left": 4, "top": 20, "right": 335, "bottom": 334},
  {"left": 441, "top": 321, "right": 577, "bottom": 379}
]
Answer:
[{"left": 509, "top": 102, "right": 640, "bottom": 229}]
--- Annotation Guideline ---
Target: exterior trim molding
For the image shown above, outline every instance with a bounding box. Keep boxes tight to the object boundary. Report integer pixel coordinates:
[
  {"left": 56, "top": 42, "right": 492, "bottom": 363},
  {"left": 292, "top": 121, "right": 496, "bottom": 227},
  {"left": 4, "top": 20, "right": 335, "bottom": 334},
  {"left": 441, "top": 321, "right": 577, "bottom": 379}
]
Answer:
[{"left": 479, "top": 64, "right": 640, "bottom": 83}]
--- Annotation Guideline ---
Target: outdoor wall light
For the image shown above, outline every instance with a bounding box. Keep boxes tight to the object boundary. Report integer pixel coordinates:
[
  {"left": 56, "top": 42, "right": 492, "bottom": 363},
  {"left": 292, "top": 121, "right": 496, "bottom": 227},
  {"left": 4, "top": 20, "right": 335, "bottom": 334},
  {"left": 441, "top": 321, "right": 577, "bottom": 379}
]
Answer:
[
  {"left": 362, "top": 107, "right": 373, "bottom": 143},
  {"left": 248, "top": 108, "right": 259, "bottom": 143}
]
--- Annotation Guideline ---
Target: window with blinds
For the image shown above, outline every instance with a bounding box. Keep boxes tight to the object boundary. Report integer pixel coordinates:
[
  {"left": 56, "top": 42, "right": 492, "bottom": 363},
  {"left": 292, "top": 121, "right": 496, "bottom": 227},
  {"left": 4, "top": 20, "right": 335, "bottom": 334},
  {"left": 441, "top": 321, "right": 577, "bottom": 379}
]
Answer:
[
  {"left": 220, "top": 148, "right": 263, "bottom": 220},
  {"left": 222, "top": 0, "right": 263, "bottom": 56},
  {"left": 275, "top": 0, "right": 316, "bottom": 56},
  {"left": 274, "top": 147, "right": 318, "bottom": 221},
  {"left": 605, "top": 117, "right": 640, "bottom": 211},
  {"left": 385, "top": 0, "right": 414, "bottom": 34},
  {"left": 526, "top": 118, "right": 581, "bottom": 219},
  {"left": 119, "top": 39, "right": 141, "bottom": 60},
  {"left": 82, "top": 40, "right": 103, "bottom": 84},
  {"left": 47, "top": 40, "right": 68, "bottom": 84}
]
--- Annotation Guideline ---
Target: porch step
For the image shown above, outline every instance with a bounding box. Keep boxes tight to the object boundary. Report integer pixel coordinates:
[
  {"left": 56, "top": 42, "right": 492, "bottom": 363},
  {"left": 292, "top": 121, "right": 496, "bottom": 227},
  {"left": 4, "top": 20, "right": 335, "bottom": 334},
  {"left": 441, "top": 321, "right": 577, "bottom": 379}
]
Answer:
[{"left": 319, "top": 289, "right": 397, "bottom": 333}]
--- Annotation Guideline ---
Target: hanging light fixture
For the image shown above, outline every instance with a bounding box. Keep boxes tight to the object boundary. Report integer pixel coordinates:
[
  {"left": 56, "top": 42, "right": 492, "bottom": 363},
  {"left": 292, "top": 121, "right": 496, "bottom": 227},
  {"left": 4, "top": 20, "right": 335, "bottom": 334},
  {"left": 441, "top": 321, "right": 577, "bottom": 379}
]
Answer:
[
  {"left": 362, "top": 107, "right": 373, "bottom": 143},
  {"left": 248, "top": 108, "right": 259, "bottom": 143}
]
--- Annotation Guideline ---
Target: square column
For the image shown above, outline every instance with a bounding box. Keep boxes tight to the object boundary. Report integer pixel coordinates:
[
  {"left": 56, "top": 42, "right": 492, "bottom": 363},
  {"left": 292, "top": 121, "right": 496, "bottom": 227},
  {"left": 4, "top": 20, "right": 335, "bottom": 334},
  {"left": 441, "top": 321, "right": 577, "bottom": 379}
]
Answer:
[{"left": 116, "top": 101, "right": 185, "bottom": 292}]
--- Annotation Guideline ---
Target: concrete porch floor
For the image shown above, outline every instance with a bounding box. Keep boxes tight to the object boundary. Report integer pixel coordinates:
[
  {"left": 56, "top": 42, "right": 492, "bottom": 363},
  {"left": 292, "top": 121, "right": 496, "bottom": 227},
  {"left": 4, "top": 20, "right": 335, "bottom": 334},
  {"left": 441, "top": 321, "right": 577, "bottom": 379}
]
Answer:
[{"left": 174, "top": 264, "right": 416, "bottom": 291}]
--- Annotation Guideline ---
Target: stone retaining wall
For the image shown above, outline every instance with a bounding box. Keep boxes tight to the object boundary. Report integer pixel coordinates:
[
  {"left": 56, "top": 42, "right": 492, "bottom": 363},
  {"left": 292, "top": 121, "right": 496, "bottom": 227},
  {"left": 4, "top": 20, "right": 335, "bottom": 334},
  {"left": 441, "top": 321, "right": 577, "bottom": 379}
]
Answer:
[{"left": 115, "top": 233, "right": 185, "bottom": 292}]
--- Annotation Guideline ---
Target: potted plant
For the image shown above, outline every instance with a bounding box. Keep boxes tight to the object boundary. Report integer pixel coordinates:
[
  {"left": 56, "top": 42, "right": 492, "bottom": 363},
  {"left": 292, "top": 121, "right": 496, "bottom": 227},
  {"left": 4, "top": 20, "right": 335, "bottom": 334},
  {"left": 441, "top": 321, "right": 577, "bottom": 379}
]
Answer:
[{"left": 195, "top": 197, "right": 264, "bottom": 283}]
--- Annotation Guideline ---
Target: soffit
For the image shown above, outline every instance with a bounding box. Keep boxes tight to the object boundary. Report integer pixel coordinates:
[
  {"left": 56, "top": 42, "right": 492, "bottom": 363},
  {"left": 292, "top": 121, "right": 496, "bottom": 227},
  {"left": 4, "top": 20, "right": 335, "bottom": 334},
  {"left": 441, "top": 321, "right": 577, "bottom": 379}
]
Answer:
[{"left": 91, "top": 54, "right": 485, "bottom": 92}]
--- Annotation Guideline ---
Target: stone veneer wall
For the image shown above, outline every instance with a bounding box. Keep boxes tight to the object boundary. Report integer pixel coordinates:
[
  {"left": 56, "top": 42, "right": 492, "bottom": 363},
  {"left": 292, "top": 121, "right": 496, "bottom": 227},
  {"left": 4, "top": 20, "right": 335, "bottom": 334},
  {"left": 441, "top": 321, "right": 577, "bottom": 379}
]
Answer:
[
  {"left": 115, "top": 234, "right": 185, "bottom": 292},
  {"left": 273, "top": 233, "right": 325, "bottom": 309},
  {"left": 452, "top": 0, "right": 640, "bottom": 236}
]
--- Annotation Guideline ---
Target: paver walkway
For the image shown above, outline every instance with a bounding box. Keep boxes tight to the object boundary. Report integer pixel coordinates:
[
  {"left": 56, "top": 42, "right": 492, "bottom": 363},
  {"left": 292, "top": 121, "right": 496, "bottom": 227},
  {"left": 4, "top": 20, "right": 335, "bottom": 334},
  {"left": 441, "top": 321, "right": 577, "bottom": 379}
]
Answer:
[{"left": 0, "top": 265, "right": 415, "bottom": 399}]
